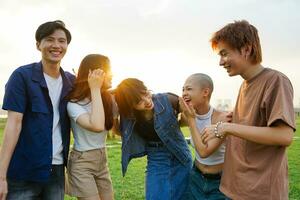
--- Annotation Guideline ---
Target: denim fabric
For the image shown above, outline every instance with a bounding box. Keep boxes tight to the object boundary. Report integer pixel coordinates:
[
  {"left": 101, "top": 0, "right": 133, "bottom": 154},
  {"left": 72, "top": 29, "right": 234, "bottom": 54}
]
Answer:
[
  {"left": 187, "top": 165, "right": 228, "bottom": 200},
  {"left": 7, "top": 165, "right": 64, "bottom": 200},
  {"left": 145, "top": 144, "right": 191, "bottom": 200},
  {"left": 120, "top": 93, "right": 192, "bottom": 176}
]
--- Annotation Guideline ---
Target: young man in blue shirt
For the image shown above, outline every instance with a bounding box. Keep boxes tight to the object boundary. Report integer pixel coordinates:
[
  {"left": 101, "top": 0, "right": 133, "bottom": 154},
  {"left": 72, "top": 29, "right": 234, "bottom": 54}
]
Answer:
[{"left": 0, "top": 20, "right": 75, "bottom": 200}]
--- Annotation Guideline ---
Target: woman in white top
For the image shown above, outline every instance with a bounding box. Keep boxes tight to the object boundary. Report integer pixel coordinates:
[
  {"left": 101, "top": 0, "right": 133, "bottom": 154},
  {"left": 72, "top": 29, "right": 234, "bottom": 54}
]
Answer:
[{"left": 66, "top": 54, "right": 115, "bottom": 200}]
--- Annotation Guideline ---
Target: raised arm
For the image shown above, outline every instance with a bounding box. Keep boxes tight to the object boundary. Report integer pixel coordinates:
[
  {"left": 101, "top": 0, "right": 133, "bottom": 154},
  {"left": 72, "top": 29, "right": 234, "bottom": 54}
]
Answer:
[
  {"left": 75, "top": 69, "right": 106, "bottom": 132},
  {"left": 179, "top": 98, "right": 224, "bottom": 158}
]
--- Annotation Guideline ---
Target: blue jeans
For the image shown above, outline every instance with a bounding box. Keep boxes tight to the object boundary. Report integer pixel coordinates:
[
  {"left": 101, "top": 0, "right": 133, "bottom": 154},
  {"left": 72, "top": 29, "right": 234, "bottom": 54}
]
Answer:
[
  {"left": 187, "top": 164, "right": 228, "bottom": 200},
  {"left": 7, "top": 165, "right": 64, "bottom": 200},
  {"left": 145, "top": 142, "right": 192, "bottom": 200}
]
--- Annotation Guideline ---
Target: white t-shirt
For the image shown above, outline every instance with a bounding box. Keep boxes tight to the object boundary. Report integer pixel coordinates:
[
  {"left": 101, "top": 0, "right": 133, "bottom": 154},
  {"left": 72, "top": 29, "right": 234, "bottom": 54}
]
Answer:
[
  {"left": 190, "top": 106, "right": 226, "bottom": 165},
  {"left": 44, "top": 73, "right": 63, "bottom": 165},
  {"left": 67, "top": 99, "right": 109, "bottom": 151}
]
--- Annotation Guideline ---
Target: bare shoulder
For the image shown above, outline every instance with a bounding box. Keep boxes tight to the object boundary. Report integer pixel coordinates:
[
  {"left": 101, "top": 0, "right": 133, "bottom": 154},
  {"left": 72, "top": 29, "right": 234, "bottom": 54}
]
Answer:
[{"left": 211, "top": 109, "right": 227, "bottom": 124}]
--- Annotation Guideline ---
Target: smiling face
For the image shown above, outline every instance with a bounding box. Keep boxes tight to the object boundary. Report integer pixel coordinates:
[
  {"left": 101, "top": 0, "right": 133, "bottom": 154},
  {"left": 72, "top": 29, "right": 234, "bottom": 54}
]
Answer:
[
  {"left": 216, "top": 41, "right": 250, "bottom": 77},
  {"left": 182, "top": 77, "right": 207, "bottom": 107},
  {"left": 36, "top": 29, "right": 68, "bottom": 65},
  {"left": 133, "top": 91, "right": 154, "bottom": 111}
]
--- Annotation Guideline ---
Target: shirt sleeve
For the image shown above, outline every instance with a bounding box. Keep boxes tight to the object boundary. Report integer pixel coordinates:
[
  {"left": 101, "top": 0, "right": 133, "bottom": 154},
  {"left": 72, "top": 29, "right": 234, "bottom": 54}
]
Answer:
[
  {"left": 67, "top": 102, "right": 89, "bottom": 122},
  {"left": 2, "top": 69, "right": 27, "bottom": 113},
  {"left": 263, "top": 73, "right": 296, "bottom": 131},
  {"left": 167, "top": 92, "right": 179, "bottom": 114}
]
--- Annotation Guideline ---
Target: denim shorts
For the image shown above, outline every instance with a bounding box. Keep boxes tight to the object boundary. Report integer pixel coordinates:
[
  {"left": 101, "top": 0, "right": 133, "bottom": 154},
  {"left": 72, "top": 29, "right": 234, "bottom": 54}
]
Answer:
[
  {"left": 145, "top": 142, "right": 192, "bottom": 200},
  {"left": 7, "top": 164, "right": 64, "bottom": 200}
]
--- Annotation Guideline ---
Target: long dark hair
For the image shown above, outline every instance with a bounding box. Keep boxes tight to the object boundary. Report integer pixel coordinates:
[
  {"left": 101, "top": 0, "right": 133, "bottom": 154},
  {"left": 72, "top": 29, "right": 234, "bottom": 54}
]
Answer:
[
  {"left": 68, "top": 54, "right": 113, "bottom": 130},
  {"left": 114, "top": 78, "right": 148, "bottom": 118}
]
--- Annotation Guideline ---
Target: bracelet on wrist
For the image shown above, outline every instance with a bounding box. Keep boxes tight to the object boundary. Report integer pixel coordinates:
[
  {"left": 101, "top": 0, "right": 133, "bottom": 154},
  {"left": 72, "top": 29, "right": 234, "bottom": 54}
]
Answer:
[{"left": 214, "top": 121, "right": 224, "bottom": 139}]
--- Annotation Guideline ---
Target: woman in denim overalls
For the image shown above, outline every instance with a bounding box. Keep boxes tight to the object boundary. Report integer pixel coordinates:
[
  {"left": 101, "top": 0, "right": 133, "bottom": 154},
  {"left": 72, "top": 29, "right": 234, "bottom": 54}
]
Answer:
[{"left": 114, "top": 78, "right": 192, "bottom": 200}]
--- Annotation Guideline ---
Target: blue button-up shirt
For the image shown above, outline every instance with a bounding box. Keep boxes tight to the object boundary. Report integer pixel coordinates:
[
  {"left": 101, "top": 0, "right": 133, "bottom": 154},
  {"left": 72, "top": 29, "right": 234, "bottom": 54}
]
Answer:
[{"left": 2, "top": 62, "right": 75, "bottom": 182}]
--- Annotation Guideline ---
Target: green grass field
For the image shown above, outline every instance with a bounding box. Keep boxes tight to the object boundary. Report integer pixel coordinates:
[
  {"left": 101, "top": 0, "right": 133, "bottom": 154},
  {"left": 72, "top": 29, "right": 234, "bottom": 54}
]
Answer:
[{"left": 0, "top": 118, "right": 299, "bottom": 199}]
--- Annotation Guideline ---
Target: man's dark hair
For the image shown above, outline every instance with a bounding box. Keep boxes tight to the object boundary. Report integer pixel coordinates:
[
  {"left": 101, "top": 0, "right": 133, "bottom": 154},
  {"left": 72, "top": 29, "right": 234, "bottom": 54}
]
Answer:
[{"left": 35, "top": 20, "right": 72, "bottom": 44}]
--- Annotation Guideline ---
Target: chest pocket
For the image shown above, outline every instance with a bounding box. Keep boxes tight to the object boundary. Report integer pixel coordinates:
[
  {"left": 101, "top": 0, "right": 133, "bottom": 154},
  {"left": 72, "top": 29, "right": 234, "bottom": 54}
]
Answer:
[{"left": 31, "top": 96, "right": 50, "bottom": 114}]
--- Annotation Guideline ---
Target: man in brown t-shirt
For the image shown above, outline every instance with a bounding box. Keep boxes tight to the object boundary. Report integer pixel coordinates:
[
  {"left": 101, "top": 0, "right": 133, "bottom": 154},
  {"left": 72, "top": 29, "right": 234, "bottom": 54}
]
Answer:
[{"left": 201, "top": 20, "right": 296, "bottom": 200}]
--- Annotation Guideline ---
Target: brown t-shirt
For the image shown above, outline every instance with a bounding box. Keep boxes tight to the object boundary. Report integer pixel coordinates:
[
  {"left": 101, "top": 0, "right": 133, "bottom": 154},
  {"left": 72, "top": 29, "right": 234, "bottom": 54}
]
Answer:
[{"left": 220, "top": 68, "right": 296, "bottom": 200}]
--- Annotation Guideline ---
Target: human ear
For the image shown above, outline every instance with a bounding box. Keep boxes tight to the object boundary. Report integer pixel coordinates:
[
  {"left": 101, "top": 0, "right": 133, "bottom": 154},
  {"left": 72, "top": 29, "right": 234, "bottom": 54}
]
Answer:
[
  {"left": 36, "top": 42, "right": 41, "bottom": 51},
  {"left": 243, "top": 45, "right": 252, "bottom": 60},
  {"left": 203, "top": 88, "right": 210, "bottom": 97}
]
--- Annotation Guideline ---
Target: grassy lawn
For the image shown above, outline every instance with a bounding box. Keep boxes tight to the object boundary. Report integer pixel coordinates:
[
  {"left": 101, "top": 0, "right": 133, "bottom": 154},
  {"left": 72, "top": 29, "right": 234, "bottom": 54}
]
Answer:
[
  {"left": 0, "top": 118, "right": 299, "bottom": 199},
  {"left": 287, "top": 117, "right": 300, "bottom": 199},
  {"left": 0, "top": 118, "right": 5, "bottom": 143}
]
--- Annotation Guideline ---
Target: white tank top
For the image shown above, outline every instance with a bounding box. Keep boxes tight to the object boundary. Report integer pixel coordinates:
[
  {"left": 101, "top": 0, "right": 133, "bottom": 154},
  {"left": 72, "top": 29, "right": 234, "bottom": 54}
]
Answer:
[{"left": 190, "top": 106, "right": 226, "bottom": 165}]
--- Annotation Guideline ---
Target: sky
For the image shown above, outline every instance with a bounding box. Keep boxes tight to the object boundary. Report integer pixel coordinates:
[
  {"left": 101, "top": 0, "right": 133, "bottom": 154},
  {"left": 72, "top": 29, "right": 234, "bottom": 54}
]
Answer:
[{"left": 0, "top": 0, "right": 299, "bottom": 108}]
